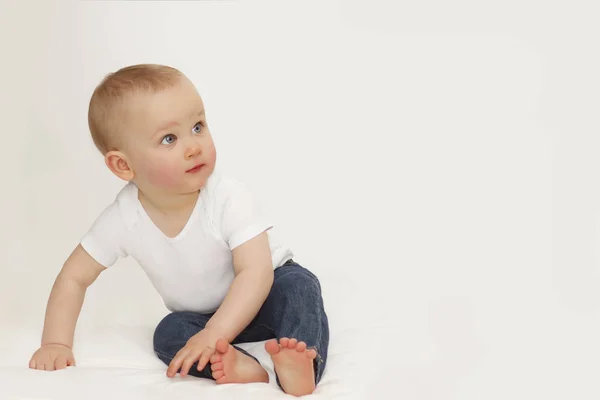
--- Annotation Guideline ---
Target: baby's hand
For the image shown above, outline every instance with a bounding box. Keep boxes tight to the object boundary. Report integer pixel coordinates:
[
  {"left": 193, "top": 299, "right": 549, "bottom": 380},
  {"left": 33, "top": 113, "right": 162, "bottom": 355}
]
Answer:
[
  {"left": 167, "top": 327, "right": 223, "bottom": 378},
  {"left": 29, "top": 344, "right": 75, "bottom": 371}
]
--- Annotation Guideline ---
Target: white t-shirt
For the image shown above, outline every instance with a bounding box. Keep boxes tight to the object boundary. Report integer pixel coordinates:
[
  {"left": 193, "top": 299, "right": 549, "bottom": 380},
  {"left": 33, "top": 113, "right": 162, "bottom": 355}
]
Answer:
[{"left": 80, "top": 171, "right": 294, "bottom": 314}]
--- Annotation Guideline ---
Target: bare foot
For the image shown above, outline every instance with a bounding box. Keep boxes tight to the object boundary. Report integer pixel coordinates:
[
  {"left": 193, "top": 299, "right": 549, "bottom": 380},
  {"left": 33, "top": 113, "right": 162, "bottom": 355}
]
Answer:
[
  {"left": 265, "top": 337, "right": 317, "bottom": 397},
  {"left": 209, "top": 338, "right": 269, "bottom": 384}
]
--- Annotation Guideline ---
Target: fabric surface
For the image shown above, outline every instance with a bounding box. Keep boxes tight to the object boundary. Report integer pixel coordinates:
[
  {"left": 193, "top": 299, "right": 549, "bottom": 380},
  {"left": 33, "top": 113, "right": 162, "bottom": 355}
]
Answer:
[
  {"left": 1, "top": 323, "right": 371, "bottom": 400},
  {"left": 1, "top": 267, "right": 376, "bottom": 400}
]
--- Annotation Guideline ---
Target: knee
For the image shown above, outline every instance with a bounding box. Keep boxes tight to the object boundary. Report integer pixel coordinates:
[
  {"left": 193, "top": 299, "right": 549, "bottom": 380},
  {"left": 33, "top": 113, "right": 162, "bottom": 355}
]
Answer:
[
  {"left": 153, "top": 312, "right": 189, "bottom": 351},
  {"left": 274, "top": 267, "right": 322, "bottom": 304}
]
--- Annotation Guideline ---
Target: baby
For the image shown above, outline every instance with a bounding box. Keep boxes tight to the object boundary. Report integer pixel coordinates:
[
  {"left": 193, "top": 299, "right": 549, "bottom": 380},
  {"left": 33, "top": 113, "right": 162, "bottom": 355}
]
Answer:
[{"left": 28, "top": 64, "right": 329, "bottom": 397}]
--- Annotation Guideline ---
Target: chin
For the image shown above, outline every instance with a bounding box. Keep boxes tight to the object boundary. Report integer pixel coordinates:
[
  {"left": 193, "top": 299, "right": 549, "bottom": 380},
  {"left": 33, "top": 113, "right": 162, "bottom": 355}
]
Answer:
[{"left": 191, "top": 172, "right": 213, "bottom": 191}]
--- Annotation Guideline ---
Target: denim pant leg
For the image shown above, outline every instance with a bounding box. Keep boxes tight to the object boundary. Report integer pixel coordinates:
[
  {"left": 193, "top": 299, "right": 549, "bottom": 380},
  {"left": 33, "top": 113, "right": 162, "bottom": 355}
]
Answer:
[
  {"left": 238, "top": 260, "right": 330, "bottom": 386},
  {"left": 153, "top": 311, "right": 260, "bottom": 379}
]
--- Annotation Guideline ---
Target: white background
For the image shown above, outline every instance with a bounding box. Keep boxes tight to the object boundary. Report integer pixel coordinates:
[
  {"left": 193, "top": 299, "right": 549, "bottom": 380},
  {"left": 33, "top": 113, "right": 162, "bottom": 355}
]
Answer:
[{"left": 1, "top": 0, "right": 599, "bottom": 399}]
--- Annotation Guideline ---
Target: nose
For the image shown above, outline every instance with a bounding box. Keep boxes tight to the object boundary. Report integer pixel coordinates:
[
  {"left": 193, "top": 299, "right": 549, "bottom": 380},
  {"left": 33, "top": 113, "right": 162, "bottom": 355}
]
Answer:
[{"left": 184, "top": 140, "right": 202, "bottom": 159}]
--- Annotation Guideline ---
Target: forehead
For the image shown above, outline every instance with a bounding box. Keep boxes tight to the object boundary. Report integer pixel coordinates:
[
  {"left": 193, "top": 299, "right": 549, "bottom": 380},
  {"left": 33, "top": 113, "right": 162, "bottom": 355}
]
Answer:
[{"left": 127, "top": 78, "right": 204, "bottom": 132}]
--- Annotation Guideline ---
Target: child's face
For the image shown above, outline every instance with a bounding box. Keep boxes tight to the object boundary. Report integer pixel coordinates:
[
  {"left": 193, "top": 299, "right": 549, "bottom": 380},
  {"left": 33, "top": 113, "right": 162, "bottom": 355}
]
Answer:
[{"left": 118, "top": 77, "right": 217, "bottom": 195}]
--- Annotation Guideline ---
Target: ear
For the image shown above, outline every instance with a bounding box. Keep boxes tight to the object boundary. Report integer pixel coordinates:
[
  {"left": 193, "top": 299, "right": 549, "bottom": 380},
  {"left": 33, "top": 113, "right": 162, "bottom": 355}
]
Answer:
[{"left": 104, "top": 150, "right": 135, "bottom": 181}]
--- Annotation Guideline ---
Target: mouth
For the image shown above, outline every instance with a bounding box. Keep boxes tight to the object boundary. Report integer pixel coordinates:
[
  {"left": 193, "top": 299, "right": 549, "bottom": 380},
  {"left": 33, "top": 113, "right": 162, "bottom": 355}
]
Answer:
[{"left": 186, "top": 163, "right": 205, "bottom": 173}]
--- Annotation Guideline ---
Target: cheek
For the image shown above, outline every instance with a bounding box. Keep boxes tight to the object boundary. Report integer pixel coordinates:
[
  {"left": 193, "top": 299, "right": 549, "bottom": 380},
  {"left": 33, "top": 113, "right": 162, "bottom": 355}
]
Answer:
[
  {"left": 144, "top": 158, "right": 182, "bottom": 188},
  {"left": 206, "top": 144, "right": 217, "bottom": 165}
]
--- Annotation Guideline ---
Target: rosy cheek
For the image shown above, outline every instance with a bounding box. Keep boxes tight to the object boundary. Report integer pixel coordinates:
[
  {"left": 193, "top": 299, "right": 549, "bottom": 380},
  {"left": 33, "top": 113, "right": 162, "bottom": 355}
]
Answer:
[
  {"left": 205, "top": 149, "right": 216, "bottom": 166},
  {"left": 205, "top": 144, "right": 217, "bottom": 165},
  {"left": 145, "top": 160, "right": 181, "bottom": 189}
]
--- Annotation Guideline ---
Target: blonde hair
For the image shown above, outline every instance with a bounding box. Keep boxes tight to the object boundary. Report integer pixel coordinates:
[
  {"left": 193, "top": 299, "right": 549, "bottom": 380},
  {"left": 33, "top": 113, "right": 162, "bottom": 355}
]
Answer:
[{"left": 88, "top": 64, "right": 184, "bottom": 154}]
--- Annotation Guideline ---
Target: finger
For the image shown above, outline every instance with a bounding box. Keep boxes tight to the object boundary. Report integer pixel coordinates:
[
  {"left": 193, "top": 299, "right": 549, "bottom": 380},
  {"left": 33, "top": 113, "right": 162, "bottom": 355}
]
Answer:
[
  {"left": 180, "top": 352, "right": 201, "bottom": 377},
  {"left": 167, "top": 349, "right": 188, "bottom": 377},
  {"left": 55, "top": 357, "right": 68, "bottom": 370},
  {"left": 169, "top": 348, "right": 191, "bottom": 376},
  {"left": 197, "top": 347, "right": 214, "bottom": 371},
  {"left": 41, "top": 356, "right": 53, "bottom": 371}
]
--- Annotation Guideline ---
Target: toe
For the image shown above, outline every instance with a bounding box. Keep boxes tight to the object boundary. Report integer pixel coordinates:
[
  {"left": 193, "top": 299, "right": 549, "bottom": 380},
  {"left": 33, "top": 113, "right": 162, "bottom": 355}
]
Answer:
[
  {"left": 306, "top": 349, "right": 317, "bottom": 360},
  {"left": 280, "top": 337, "right": 289, "bottom": 347},
  {"left": 216, "top": 376, "right": 228, "bottom": 384},
  {"left": 212, "top": 370, "right": 225, "bottom": 380},
  {"left": 265, "top": 339, "right": 281, "bottom": 355},
  {"left": 210, "top": 353, "right": 222, "bottom": 363},
  {"left": 215, "top": 338, "right": 229, "bottom": 354},
  {"left": 287, "top": 338, "right": 298, "bottom": 349},
  {"left": 296, "top": 341, "right": 307, "bottom": 352},
  {"left": 211, "top": 362, "right": 223, "bottom": 371}
]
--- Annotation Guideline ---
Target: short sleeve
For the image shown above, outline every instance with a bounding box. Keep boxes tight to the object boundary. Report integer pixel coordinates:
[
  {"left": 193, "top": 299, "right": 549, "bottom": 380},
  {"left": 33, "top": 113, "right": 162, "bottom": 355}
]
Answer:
[
  {"left": 220, "top": 180, "right": 273, "bottom": 250},
  {"left": 80, "top": 202, "right": 128, "bottom": 268}
]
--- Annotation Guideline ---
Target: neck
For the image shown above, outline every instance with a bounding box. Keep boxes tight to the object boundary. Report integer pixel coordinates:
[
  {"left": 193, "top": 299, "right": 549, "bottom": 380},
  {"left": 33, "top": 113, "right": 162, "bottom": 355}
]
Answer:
[{"left": 137, "top": 185, "right": 199, "bottom": 215}]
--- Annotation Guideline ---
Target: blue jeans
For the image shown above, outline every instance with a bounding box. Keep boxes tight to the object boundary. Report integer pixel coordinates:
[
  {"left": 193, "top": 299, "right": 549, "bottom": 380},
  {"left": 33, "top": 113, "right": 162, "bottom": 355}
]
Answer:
[{"left": 153, "top": 260, "right": 329, "bottom": 388}]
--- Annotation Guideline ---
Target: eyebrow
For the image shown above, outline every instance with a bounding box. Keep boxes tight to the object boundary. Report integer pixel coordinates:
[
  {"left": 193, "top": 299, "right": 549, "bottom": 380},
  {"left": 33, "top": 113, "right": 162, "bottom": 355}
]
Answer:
[{"left": 153, "top": 109, "right": 205, "bottom": 137}]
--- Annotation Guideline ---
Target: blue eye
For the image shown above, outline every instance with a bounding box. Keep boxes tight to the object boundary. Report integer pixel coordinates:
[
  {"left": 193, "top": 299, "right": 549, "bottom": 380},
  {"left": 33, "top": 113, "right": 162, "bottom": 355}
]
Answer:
[
  {"left": 192, "top": 122, "right": 203, "bottom": 134},
  {"left": 161, "top": 134, "right": 176, "bottom": 145}
]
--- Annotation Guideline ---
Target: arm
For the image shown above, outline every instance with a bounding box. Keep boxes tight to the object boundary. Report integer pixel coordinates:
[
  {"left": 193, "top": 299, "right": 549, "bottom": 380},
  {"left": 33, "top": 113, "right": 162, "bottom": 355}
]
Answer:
[
  {"left": 205, "top": 231, "right": 274, "bottom": 342},
  {"left": 40, "top": 244, "right": 106, "bottom": 348},
  {"left": 167, "top": 231, "right": 274, "bottom": 377}
]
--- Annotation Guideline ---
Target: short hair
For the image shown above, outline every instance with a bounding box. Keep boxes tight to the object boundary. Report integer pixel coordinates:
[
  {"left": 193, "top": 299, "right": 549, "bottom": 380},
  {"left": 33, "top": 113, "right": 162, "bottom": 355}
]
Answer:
[{"left": 88, "top": 64, "right": 184, "bottom": 154}]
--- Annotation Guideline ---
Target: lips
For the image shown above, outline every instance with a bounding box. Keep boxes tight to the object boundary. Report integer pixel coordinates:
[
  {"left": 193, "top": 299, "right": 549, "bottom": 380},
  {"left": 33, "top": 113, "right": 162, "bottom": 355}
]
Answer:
[{"left": 186, "top": 164, "right": 205, "bottom": 173}]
